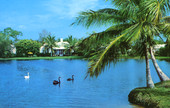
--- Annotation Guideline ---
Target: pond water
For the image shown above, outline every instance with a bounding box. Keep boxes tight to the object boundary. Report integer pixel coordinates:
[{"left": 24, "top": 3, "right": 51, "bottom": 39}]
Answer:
[{"left": 0, "top": 59, "right": 169, "bottom": 108}]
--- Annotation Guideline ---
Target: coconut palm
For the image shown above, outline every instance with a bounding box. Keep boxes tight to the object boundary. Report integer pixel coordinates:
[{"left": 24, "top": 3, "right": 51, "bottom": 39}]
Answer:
[
  {"left": 73, "top": 0, "right": 170, "bottom": 88},
  {"left": 44, "top": 35, "right": 56, "bottom": 57},
  {"left": 149, "top": 46, "right": 169, "bottom": 81},
  {"left": 65, "top": 35, "right": 78, "bottom": 55},
  {"left": 143, "top": 0, "right": 170, "bottom": 81}
]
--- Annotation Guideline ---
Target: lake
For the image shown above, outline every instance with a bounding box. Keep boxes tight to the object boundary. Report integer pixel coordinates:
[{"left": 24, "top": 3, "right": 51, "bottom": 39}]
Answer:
[{"left": 0, "top": 59, "right": 169, "bottom": 108}]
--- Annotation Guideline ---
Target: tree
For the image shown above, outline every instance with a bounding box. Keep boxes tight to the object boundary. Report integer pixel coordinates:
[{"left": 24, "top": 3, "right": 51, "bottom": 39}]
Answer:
[
  {"left": 144, "top": 0, "right": 170, "bottom": 81},
  {"left": 0, "top": 34, "right": 11, "bottom": 57},
  {"left": 150, "top": 46, "right": 169, "bottom": 81},
  {"left": 77, "top": 33, "right": 121, "bottom": 58},
  {"left": 38, "top": 29, "right": 51, "bottom": 44},
  {"left": 15, "top": 39, "right": 41, "bottom": 57},
  {"left": 145, "top": 44, "right": 155, "bottom": 88},
  {"left": 64, "top": 35, "right": 80, "bottom": 55},
  {"left": 73, "top": 0, "right": 170, "bottom": 88},
  {"left": 44, "top": 35, "right": 57, "bottom": 57},
  {"left": 0, "top": 27, "right": 22, "bottom": 57},
  {"left": 157, "top": 39, "right": 170, "bottom": 56}
]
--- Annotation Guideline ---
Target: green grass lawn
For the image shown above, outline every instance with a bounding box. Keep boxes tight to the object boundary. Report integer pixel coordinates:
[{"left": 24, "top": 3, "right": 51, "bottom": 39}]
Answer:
[
  {"left": 155, "top": 56, "right": 170, "bottom": 59},
  {"left": 0, "top": 56, "right": 169, "bottom": 61},
  {"left": 128, "top": 81, "right": 170, "bottom": 108},
  {"left": 122, "top": 56, "right": 170, "bottom": 59},
  {"left": 0, "top": 56, "right": 84, "bottom": 60}
]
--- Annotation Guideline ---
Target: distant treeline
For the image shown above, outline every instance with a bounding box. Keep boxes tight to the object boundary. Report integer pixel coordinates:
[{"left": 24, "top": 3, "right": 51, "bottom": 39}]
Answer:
[{"left": 0, "top": 28, "right": 169, "bottom": 58}]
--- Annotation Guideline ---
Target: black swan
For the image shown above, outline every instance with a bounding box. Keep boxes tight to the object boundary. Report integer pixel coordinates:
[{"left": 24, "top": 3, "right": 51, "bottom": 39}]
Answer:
[
  {"left": 53, "top": 77, "right": 61, "bottom": 85},
  {"left": 67, "top": 75, "right": 74, "bottom": 81}
]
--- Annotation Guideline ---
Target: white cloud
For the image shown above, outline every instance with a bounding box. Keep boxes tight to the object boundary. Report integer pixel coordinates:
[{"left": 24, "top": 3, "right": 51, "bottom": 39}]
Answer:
[
  {"left": 44, "top": 0, "right": 67, "bottom": 15},
  {"left": 43, "top": 0, "right": 99, "bottom": 18},
  {"left": 35, "top": 14, "right": 52, "bottom": 22},
  {"left": 18, "top": 25, "right": 26, "bottom": 29},
  {"left": 68, "top": 0, "right": 98, "bottom": 17}
]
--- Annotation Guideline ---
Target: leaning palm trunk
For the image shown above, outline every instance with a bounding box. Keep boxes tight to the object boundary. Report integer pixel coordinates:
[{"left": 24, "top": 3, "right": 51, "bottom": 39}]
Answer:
[
  {"left": 150, "top": 46, "right": 170, "bottom": 81},
  {"left": 145, "top": 46, "right": 155, "bottom": 88}
]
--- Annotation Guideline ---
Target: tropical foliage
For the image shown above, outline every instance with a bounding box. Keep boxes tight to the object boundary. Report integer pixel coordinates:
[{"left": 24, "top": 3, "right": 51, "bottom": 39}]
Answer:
[
  {"left": 157, "top": 39, "right": 170, "bottom": 56},
  {"left": 44, "top": 35, "right": 57, "bottom": 56},
  {"left": 73, "top": 0, "right": 170, "bottom": 87},
  {"left": 0, "top": 27, "right": 22, "bottom": 57},
  {"left": 64, "top": 35, "right": 81, "bottom": 55},
  {"left": 15, "top": 39, "right": 41, "bottom": 57},
  {"left": 38, "top": 29, "right": 51, "bottom": 44}
]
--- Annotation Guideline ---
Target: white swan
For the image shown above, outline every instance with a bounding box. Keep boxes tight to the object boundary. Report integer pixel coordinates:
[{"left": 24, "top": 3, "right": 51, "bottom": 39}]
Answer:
[{"left": 24, "top": 72, "right": 30, "bottom": 79}]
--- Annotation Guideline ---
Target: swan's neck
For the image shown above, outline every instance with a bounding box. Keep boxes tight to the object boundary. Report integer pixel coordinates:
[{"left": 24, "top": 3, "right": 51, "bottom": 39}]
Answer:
[
  {"left": 72, "top": 76, "right": 74, "bottom": 79},
  {"left": 58, "top": 78, "right": 60, "bottom": 82}
]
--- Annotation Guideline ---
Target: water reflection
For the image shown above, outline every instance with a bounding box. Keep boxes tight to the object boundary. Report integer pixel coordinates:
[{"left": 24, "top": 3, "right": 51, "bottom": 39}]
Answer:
[
  {"left": 0, "top": 59, "right": 169, "bottom": 108},
  {"left": 25, "top": 78, "right": 29, "bottom": 83},
  {"left": 159, "top": 59, "right": 170, "bottom": 62},
  {"left": 0, "top": 60, "right": 13, "bottom": 64}
]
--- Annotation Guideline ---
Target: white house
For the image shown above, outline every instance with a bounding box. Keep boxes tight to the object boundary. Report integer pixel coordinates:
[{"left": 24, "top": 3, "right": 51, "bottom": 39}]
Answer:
[
  {"left": 40, "top": 38, "right": 70, "bottom": 56},
  {"left": 153, "top": 44, "right": 166, "bottom": 52},
  {"left": 10, "top": 45, "right": 16, "bottom": 54}
]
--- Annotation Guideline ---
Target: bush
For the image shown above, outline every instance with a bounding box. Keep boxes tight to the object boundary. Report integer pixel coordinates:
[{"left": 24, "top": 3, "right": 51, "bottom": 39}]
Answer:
[
  {"left": 15, "top": 39, "right": 41, "bottom": 57},
  {"left": 157, "top": 46, "right": 170, "bottom": 56},
  {"left": 37, "top": 53, "right": 51, "bottom": 57}
]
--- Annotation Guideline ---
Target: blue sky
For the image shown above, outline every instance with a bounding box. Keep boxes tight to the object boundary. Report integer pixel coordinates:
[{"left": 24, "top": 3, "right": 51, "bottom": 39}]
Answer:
[{"left": 0, "top": 0, "right": 112, "bottom": 40}]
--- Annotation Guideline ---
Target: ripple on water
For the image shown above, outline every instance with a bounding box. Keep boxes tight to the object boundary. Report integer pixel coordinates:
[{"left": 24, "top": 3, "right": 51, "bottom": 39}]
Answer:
[{"left": 0, "top": 59, "right": 169, "bottom": 108}]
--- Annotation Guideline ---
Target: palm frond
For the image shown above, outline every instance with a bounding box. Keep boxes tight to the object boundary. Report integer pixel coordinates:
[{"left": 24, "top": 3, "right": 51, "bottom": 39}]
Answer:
[
  {"left": 107, "top": 0, "right": 141, "bottom": 20},
  {"left": 132, "top": 37, "right": 146, "bottom": 57},
  {"left": 143, "top": 0, "right": 170, "bottom": 23},
  {"left": 163, "top": 16, "right": 170, "bottom": 23},
  {"left": 72, "top": 8, "right": 127, "bottom": 28},
  {"left": 44, "top": 35, "right": 57, "bottom": 48},
  {"left": 73, "top": 0, "right": 170, "bottom": 79},
  {"left": 86, "top": 32, "right": 128, "bottom": 78},
  {"left": 81, "top": 23, "right": 133, "bottom": 44},
  {"left": 161, "top": 23, "right": 170, "bottom": 35}
]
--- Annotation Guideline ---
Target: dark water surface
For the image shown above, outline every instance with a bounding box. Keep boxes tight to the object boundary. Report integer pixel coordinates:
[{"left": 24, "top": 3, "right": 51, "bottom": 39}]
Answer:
[{"left": 0, "top": 59, "right": 169, "bottom": 108}]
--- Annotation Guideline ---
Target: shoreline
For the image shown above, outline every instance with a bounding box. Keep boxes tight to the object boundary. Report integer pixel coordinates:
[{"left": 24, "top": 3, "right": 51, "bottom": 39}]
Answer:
[
  {"left": 0, "top": 56, "right": 84, "bottom": 60},
  {"left": 121, "top": 56, "right": 170, "bottom": 59},
  {"left": 0, "top": 56, "right": 169, "bottom": 61},
  {"left": 128, "top": 81, "right": 170, "bottom": 108}
]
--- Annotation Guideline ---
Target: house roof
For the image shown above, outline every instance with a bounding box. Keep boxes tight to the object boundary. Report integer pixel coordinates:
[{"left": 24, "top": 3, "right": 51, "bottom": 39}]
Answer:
[
  {"left": 53, "top": 47, "right": 66, "bottom": 50},
  {"left": 41, "top": 38, "right": 69, "bottom": 50},
  {"left": 55, "top": 41, "right": 69, "bottom": 47}
]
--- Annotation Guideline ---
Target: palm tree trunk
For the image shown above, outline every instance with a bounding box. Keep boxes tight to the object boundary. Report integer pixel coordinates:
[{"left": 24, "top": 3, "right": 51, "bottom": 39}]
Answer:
[
  {"left": 50, "top": 47, "right": 53, "bottom": 57},
  {"left": 149, "top": 46, "right": 170, "bottom": 81},
  {"left": 145, "top": 45, "right": 155, "bottom": 88}
]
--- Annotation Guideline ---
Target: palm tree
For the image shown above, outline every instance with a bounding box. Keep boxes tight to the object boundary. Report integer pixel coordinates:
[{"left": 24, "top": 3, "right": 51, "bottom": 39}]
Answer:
[
  {"left": 44, "top": 35, "right": 56, "bottom": 57},
  {"left": 149, "top": 47, "right": 169, "bottom": 81},
  {"left": 145, "top": 44, "right": 155, "bottom": 88},
  {"left": 65, "top": 35, "right": 79, "bottom": 55},
  {"left": 143, "top": 0, "right": 170, "bottom": 81},
  {"left": 73, "top": 0, "right": 170, "bottom": 88}
]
